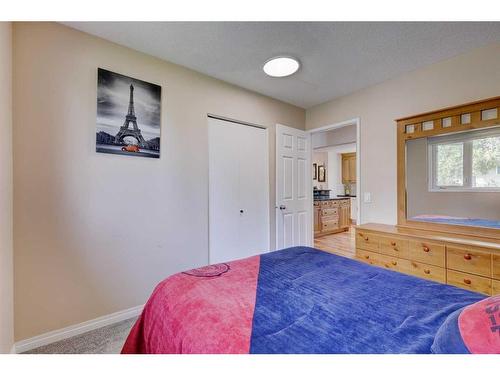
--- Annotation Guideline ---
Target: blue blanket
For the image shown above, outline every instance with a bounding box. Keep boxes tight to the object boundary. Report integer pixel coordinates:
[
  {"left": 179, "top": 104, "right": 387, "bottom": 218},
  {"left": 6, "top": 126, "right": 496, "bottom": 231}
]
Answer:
[{"left": 249, "top": 247, "right": 484, "bottom": 353}]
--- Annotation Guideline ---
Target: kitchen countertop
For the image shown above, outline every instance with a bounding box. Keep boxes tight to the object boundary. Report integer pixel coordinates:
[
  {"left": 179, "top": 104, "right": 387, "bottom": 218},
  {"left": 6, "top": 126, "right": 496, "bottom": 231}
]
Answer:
[
  {"left": 336, "top": 195, "right": 356, "bottom": 198},
  {"left": 313, "top": 197, "right": 351, "bottom": 201}
]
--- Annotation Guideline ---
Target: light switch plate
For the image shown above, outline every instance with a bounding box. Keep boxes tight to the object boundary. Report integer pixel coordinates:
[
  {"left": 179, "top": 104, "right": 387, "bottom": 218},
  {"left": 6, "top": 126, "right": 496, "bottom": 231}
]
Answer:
[{"left": 364, "top": 192, "right": 371, "bottom": 203}]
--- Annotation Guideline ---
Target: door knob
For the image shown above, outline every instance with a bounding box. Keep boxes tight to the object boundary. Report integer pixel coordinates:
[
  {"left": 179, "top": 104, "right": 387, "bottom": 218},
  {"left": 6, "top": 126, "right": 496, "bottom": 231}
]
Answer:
[
  {"left": 240, "top": 209, "right": 244, "bottom": 213},
  {"left": 279, "top": 205, "right": 286, "bottom": 210}
]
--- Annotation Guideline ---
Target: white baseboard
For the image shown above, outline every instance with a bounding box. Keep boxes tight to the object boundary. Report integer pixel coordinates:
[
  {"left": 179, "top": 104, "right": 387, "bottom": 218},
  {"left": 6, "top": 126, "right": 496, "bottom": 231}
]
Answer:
[{"left": 13, "top": 305, "right": 143, "bottom": 354}]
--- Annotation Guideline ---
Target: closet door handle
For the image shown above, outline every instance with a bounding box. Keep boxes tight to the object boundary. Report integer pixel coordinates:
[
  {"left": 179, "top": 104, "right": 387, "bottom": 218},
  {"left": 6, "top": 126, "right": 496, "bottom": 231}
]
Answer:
[
  {"left": 240, "top": 209, "right": 244, "bottom": 214},
  {"left": 279, "top": 205, "right": 286, "bottom": 210}
]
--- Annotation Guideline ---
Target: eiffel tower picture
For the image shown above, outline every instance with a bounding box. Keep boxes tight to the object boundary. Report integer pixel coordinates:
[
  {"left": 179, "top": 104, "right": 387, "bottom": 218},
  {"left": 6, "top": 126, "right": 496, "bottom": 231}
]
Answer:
[
  {"left": 96, "top": 68, "right": 161, "bottom": 159},
  {"left": 114, "top": 84, "right": 148, "bottom": 148}
]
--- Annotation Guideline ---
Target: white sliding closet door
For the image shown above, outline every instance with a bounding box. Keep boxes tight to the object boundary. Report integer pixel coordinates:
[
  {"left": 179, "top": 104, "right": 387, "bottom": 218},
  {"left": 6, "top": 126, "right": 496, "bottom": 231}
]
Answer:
[{"left": 208, "top": 117, "right": 269, "bottom": 264}]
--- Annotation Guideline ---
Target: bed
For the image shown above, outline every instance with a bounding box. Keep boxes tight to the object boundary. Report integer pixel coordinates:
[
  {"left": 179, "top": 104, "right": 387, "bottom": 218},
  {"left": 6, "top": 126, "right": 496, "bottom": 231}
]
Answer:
[
  {"left": 411, "top": 214, "right": 500, "bottom": 229},
  {"left": 121, "top": 246, "right": 488, "bottom": 354}
]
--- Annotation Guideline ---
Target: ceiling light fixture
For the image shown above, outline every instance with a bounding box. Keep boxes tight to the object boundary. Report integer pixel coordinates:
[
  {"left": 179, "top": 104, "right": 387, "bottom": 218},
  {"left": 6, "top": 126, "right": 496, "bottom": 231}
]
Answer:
[{"left": 263, "top": 56, "right": 300, "bottom": 77}]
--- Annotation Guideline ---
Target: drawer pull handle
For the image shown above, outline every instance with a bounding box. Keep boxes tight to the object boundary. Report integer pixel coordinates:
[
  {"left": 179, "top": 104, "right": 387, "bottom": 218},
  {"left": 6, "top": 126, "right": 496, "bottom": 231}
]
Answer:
[
  {"left": 463, "top": 279, "right": 472, "bottom": 285},
  {"left": 391, "top": 261, "right": 397, "bottom": 266},
  {"left": 464, "top": 254, "right": 472, "bottom": 260},
  {"left": 424, "top": 269, "right": 430, "bottom": 274},
  {"left": 364, "top": 237, "right": 369, "bottom": 241},
  {"left": 391, "top": 241, "right": 396, "bottom": 246},
  {"left": 422, "top": 246, "right": 430, "bottom": 253},
  {"left": 364, "top": 255, "right": 369, "bottom": 259}
]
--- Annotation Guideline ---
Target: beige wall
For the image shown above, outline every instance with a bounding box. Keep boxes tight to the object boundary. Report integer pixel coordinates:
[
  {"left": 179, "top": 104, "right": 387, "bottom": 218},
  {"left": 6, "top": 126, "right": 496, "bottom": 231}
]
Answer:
[
  {"left": 13, "top": 22, "right": 304, "bottom": 341},
  {"left": 406, "top": 137, "right": 500, "bottom": 221},
  {"left": 326, "top": 143, "right": 357, "bottom": 196},
  {"left": 306, "top": 42, "right": 500, "bottom": 224},
  {"left": 0, "top": 22, "right": 14, "bottom": 353},
  {"left": 311, "top": 124, "right": 356, "bottom": 149}
]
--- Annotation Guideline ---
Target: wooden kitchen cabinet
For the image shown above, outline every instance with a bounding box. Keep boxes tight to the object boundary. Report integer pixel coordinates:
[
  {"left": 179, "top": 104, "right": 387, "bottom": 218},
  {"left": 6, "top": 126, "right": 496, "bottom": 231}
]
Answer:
[
  {"left": 314, "top": 206, "right": 321, "bottom": 235},
  {"left": 314, "top": 199, "right": 351, "bottom": 237},
  {"left": 339, "top": 200, "right": 351, "bottom": 229},
  {"left": 341, "top": 152, "right": 356, "bottom": 184}
]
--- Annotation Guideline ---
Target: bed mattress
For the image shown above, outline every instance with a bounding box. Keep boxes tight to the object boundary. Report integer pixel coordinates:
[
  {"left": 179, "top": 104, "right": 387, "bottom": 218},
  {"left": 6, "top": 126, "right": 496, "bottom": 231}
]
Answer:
[{"left": 122, "top": 247, "right": 484, "bottom": 354}]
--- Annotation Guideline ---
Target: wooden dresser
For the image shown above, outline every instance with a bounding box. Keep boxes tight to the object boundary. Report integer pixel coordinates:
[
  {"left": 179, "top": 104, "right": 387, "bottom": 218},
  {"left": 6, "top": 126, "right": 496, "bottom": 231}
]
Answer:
[
  {"left": 314, "top": 198, "right": 351, "bottom": 237},
  {"left": 355, "top": 223, "right": 500, "bottom": 296}
]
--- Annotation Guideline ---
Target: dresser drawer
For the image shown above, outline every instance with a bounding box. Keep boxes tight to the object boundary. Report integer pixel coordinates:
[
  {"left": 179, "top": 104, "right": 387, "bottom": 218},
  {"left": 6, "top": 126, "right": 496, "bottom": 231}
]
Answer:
[
  {"left": 379, "top": 236, "right": 409, "bottom": 258},
  {"left": 356, "top": 249, "right": 381, "bottom": 267},
  {"left": 408, "top": 240, "right": 445, "bottom": 267},
  {"left": 493, "top": 254, "right": 500, "bottom": 280},
  {"left": 322, "top": 219, "right": 339, "bottom": 232},
  {"left": 321, "top": 208, "right": 338, "bottom": 217},
  {"left": 447, "top": 270, "right": 491, "bottom": 295},
  {"left": 356, "top": 230, "right": 380, "bottom": 252},
  {"left": 407, "top": 261, "right": 446, "bottom": 284},
  {"left": 493, "top": 280, "right": 500, "bottom": 296},
  {"left": 357, "top": 249, "right": 409, "bottom": 273},
  {"left": 447, "top": 245, "right": 492, "bottom": 277},
  {"left": 378, "top": 256, "right": 411, "bottom": 274}
]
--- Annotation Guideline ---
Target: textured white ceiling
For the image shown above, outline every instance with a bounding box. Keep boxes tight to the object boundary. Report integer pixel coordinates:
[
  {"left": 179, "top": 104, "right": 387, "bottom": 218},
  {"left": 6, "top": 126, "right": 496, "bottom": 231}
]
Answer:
[{"left": 63, "top": 22, "right": 500, "bottom": 108}]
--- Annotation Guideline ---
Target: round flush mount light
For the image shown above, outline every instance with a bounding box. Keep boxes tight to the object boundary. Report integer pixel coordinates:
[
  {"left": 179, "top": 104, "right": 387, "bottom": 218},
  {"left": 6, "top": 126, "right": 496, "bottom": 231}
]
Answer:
[{"left": 263, "top": 56, "right": 300, "bottom": 77}]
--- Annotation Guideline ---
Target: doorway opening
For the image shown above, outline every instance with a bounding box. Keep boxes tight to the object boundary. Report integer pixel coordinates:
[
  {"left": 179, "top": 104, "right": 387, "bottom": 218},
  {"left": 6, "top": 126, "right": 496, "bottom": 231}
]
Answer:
[{"left": 308, "top": 118, "right": 360, "bottom": 258}]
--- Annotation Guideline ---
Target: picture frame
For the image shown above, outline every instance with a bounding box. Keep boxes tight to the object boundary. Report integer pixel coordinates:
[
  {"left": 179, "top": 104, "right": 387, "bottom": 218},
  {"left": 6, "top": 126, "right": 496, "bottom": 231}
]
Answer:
[
  {"left": 318, "top": 165, "right": 326, "bottom": 182},
  {"left": 313, "top": 163, "right": 317, "bottom": 180},
  {"left": 96, "top": 68, "right": 162, "bottom": 159}
]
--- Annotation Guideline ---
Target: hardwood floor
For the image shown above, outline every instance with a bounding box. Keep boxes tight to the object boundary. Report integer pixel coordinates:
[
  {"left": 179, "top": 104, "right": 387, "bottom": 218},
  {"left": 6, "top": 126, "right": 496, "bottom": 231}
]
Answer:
[{"left": 314, "top": 227, "right": 355, "bottom": 259}]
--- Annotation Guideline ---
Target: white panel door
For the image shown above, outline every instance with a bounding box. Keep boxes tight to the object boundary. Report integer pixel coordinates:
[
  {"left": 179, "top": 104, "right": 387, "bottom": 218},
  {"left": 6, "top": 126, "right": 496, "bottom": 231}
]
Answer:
[
  {"left": 208, "top": 117, "right": 269, "bottom": 264},
  {"left": 237, "top": 124, "right": 270, "bottom": 257},
  {"left": 276, "top": 124, "right": 312, "bottom": 250}
]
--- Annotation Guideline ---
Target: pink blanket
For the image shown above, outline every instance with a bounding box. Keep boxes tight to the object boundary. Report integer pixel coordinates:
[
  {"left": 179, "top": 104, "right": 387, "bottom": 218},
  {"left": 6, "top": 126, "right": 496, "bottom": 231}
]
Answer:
[{"left": 122, "top": 256, "right": 260, "bottom": 354}]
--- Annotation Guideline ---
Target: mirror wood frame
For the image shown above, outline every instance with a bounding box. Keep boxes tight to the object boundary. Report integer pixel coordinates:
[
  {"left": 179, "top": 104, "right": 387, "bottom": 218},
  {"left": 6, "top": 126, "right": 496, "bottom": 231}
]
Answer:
[{"left": 396, "top": 95, "right": 500, "bottom": 241}]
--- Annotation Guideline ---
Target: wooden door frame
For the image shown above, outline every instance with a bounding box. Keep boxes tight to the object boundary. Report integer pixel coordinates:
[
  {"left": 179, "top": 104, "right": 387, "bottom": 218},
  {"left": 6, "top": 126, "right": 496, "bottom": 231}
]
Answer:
[{"left": 307, "top": 117, "right": 361, "bottom": 243}]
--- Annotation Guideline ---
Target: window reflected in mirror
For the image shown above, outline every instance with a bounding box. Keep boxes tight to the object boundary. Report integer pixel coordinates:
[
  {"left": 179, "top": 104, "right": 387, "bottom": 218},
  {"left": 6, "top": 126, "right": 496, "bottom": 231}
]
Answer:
[{"left": 406, "top": 126, "right": 500, "bottom": 229}]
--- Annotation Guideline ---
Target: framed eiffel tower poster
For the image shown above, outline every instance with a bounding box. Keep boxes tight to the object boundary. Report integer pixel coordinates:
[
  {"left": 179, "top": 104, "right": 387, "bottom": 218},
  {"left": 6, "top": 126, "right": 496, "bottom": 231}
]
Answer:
[{"left": 96, "top": 68, "right": 161, "bottom": 158}]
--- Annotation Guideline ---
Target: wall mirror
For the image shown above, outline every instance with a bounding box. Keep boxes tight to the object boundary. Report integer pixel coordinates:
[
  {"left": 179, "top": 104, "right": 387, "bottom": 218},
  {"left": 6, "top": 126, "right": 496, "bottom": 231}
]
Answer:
[{"left": 397, "top": 96, "right": 500, "bottom": 239}]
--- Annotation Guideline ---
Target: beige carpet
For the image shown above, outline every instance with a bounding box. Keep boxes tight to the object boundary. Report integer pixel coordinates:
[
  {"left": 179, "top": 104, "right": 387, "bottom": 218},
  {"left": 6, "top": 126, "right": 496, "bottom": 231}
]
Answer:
[{"left": 23, "top": 317, "right": 136, "bottom": 354}]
